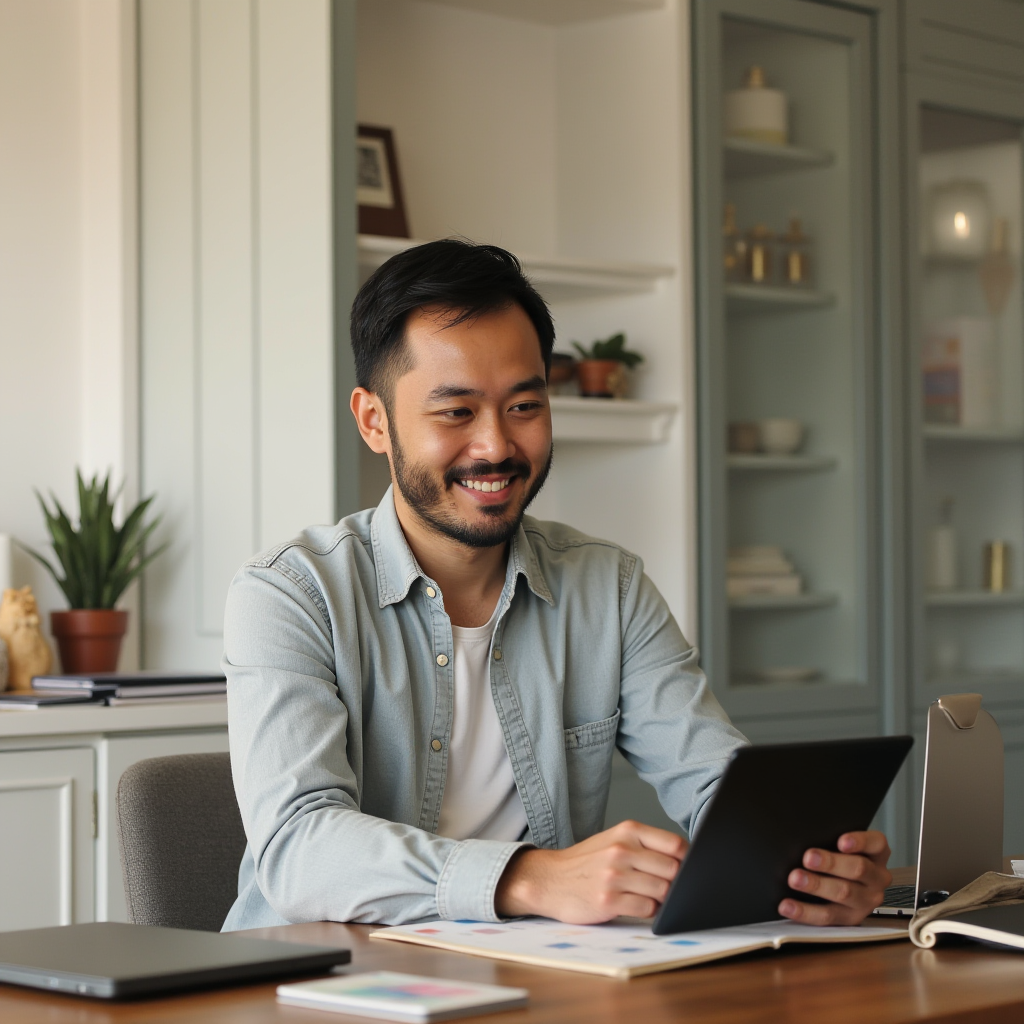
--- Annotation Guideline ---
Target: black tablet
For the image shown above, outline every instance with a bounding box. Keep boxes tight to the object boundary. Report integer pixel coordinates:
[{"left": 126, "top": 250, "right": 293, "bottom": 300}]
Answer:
[{"left": 652, "top": 735, "right": 913, "bottom": 935}]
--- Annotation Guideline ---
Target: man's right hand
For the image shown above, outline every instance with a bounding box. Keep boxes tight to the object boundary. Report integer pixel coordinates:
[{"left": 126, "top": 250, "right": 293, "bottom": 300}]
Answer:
[{"left": 494, "top": 820, "right": 687, "bottom": 924}]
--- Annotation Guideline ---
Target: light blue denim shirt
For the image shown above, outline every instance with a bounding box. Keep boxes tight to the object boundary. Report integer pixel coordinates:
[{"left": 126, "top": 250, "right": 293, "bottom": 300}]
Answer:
[{"left": 221, "top": 488, "right": 748, "bottom": 931}]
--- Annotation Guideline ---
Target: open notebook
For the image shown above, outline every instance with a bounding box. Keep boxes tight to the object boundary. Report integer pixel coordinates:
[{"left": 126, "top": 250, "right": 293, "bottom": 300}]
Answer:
[{"left": 372, "top": 917, "right": 907, "bottom": 980}]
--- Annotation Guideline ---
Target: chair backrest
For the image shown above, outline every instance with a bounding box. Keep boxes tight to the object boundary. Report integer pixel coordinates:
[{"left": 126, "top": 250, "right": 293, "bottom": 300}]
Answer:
[{"left": 116, "top": 752, "right": 247, "bottom": 932}]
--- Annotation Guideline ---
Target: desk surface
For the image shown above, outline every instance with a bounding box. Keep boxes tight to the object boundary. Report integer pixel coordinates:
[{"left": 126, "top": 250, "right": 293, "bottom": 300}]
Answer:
[{"left": 3, "top": 913, "right": 1024, "bottom": 1024}]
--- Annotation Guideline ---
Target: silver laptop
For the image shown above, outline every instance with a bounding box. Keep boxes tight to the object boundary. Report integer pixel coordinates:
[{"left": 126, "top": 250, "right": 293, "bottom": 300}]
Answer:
[{"left": 874, "top": 693, "right": 1003, "bottom": 917}]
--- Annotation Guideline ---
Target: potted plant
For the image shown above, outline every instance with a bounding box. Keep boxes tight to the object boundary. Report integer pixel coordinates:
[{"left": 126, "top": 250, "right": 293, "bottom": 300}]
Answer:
[
  {"left": 572, "top": 333, "right": 645, "bottom": 397},
  {"left": 24, "top": 470, "right": 166, "bottom": 674}
]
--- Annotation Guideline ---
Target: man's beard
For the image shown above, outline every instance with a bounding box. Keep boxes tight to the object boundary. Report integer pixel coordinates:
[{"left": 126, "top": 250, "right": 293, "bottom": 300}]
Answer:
[{"left": 390, "top": 431, "right": 552, "bottom": 549}]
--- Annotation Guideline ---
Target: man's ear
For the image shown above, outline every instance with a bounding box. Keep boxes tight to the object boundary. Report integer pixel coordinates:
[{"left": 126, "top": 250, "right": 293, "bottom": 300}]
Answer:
[{"left": 350, "top": 388, "right": 391, "bottom": 455}]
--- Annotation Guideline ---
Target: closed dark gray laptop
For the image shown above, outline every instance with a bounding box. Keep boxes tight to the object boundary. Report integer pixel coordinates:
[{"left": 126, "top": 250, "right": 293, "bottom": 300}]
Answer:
[{"left": 0, "top": 921, "right": 350, "bottom": 999}]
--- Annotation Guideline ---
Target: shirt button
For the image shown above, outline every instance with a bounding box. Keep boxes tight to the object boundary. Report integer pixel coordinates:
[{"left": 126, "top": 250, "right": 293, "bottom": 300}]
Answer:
[
  {"left": 426, "top": 587, "right": 436, "bottom": 598},
  {"left": 493, "top": 649, "right": 503, "bottom": 661},
  {"left": 431, "top": 739, "right": 443, "bottom": 752},
  {"left": 436, "top": 654, "right": 449, "bottom": 667}
]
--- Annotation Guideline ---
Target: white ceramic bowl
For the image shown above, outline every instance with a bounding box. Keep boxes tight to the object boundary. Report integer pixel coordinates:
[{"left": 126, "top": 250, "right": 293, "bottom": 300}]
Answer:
[{"left": 758, "top": 418, "right": 804, "bottom": 455}]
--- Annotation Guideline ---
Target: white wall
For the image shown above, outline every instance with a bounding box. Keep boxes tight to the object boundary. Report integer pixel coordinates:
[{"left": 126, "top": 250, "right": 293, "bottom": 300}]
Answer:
[{"left": 0, "top": 0, "right": 139, "bottom": 668}]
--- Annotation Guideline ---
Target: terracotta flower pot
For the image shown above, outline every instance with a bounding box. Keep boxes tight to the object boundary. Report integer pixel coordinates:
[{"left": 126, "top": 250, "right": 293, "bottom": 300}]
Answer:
[
  {"left": 577, "top": 359, "right": 627, "bottom": 398},
  {"left": 50, "top": 609, "right": 129, "bottom": 675}
]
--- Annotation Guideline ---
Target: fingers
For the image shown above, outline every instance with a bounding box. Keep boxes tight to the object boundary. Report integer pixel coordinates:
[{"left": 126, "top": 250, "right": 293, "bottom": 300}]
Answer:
[
  {"left": 778, "top": 897, "right": 865, "bottom": 927},
  {"left": 612, "top": 819, "right": 689, "bottom": 859},
  {"left": 837, "top": 830, "right": 891, "bottom": 860}
]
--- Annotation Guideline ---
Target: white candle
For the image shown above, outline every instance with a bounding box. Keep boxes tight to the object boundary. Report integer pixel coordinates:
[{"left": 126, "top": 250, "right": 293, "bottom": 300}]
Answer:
[{"left": 0, "top": 534, "right": 12, "bottom": 596}]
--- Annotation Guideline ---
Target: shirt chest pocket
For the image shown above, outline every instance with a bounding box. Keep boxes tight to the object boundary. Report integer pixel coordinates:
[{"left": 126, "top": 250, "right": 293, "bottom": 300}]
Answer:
[{"left": 562, "top": 709, "right": 620, "bottom": 842}]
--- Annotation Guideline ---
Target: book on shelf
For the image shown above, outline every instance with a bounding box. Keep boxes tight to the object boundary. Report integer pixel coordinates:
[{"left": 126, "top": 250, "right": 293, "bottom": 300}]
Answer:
[
  {"left": 911, "top": 872, "right": 1024, "bottom": 951},
  {"left": 0, "top": 692, "right": 104, "bottom": 709},
  {"left": 31, "top": 671, "right": 225, "bottom": 696},
  {"left": 371, "top": 917, "right": 906, "bottom": 980}
]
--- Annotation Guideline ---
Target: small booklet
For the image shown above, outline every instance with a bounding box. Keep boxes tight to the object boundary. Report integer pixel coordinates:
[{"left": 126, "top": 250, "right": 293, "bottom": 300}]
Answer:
[
  {"left": 371, "top": 918, "right": 907, "bottom": 980},
  {"left": 0, "top": 691, "right": 102, "bottom": 709},
  {"left": 276, "top": 971, "right": 528, "bottom": 1021},
  {"left": 911, "top": 871, "right": 1024, "bottom": 950}
]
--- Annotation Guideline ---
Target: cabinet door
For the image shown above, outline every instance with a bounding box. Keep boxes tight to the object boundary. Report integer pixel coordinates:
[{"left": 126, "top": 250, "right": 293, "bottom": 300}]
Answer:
[
  {"left": 0, "top": 747, "right": 95, "bottom": 931},
  {"left": 96, "top": 730, "right": 230, "bottom": 922}
]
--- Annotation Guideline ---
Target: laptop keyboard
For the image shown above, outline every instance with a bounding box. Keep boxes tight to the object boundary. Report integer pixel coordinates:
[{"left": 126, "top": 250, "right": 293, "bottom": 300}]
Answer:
[{"left": 872, "top": 884, "right": 916, "bottom": 917}]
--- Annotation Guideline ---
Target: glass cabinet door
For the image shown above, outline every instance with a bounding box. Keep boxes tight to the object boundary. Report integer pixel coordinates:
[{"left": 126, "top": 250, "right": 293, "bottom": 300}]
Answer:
[{"left": 911, "top": 99, "right": 1024, "bottom": 706}]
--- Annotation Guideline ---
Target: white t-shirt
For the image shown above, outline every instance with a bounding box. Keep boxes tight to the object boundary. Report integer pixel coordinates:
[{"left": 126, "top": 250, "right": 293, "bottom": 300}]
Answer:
[{"left": 435, "top": 601, "right": 529, "bottom": 842}]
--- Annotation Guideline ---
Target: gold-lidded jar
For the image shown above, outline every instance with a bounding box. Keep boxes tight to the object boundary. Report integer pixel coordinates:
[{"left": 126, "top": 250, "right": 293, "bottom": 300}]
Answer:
[
  {"left": 984, "top": 541, "right": 1012, "bottom": 593},
  {"left": 745, "top": 223, "right": 775, "bottom": 284},
  {"left": 781, "top": 215, "right": 812, "bottom": 286}
]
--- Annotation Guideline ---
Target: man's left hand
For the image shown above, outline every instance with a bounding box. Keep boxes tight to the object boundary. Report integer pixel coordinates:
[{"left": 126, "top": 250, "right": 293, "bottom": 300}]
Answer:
[{"left": 779, "top": 830, "right": 892, "bottom": 926}]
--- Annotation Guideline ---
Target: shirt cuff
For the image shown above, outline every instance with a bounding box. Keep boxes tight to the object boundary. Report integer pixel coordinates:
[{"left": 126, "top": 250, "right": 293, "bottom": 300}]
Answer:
[{"left": 435, "top": 839, "right": 529, "bottom": 922}]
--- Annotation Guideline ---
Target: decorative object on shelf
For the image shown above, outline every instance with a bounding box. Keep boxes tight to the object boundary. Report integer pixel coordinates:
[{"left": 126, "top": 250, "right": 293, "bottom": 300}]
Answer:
[
  {"left": 724, "top": 65, "right": 787, "bottom": 146},
  {"left": 356, "top": 125, "right": 409, "bottom": 238},
  {"left": 726, "top": 545, "right": 802, "bottom": 598},
  {"left": 548, "top": 352, "right": 577, "bottom": 387},
  {"left": 927, "top": 497, "right": 958, "bottom": 592},
  {"left": 23, "top": 470, "right": 167, "bottom": 675},
  {"left": 922, "top": 317, "right": 997, "bottom": 428},
  {"left": 780, "top": 215, "right": 812, "bottom": 286},
  {"left": 571, "top": 333, "right": 644, "bottom": 398},
  {"left": 723, "top": 203, "right": 746, "bottom": 282},
  {"left": 727, "top": 421, "right": 760, "bottom": 454},
  {"left": 758, "top": 418, "right": 804, "bottom": 455},
  {"left": 0, "top": 586, "right": 52, "bottom": 690},
  {"left": 745, "top": 224, "right": 774, "bottom": 284},
  {"left": 979, "top": 217, "right": 1015, "bottom": 317},
  {"left": 984, "top": 541, "right": 1011, "bottom": 593},
  {"left": 927, "top": 179, "right": 992, "bottom": 259}
]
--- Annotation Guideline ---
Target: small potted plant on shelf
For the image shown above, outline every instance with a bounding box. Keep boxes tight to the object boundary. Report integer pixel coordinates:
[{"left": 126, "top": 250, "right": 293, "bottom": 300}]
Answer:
[
  {"left": 572, "top": 332, "right": 644, "bottom": 398},
  {"left": 24, "top": 470, "right": 167, "bottom": 674}
]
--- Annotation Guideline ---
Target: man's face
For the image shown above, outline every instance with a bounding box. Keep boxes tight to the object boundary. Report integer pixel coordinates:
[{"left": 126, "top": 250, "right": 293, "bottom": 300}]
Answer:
[{"left": 385, "top": 303, "right": 553, "bottom": 548}]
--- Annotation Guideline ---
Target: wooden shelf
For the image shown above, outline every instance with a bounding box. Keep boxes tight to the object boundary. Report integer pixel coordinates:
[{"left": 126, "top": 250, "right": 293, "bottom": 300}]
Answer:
[
  {"left": 723, "top": 138, "right": 834, "bottom": 178},
  {"left": 725, "top": 283, "right": 835, "bottom": 316},
  {"left": 924, "top": 424, "right": 1024, "bottom": 443},
  {"left": 423, "top": 0, "right": 665, "bottom": 25},
  {"left": 727, "top": 454, "right": 837, "bottom": 472},
  {"left": 928, "top": 670, "right": 1024, "bottom": 689},
  {"left": 729, "top": 592, "right": 838, "bottom": 611},
  {"left": 926, "top": 590, "right": 1024, "bottom": 608},
  {"left": 358, "top": 236, "right": 673, "bottom": 303},
  {"left": 549, "top": 396, "right": 678, "bottom": 444}
]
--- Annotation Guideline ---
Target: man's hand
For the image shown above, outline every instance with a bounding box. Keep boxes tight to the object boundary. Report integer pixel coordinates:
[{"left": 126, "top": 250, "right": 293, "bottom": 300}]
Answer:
[
  {"left": 495, "top": 820, "right": 688, "bottom": 924},
  {"left": 779, "top": 830, "right": 892, "bottom": 926}
]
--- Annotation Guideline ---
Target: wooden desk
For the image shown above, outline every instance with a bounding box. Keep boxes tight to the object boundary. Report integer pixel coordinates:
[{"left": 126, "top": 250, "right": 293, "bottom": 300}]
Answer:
[{"left": 3, "top": 913, "right": 1024, "bottom": 1024}]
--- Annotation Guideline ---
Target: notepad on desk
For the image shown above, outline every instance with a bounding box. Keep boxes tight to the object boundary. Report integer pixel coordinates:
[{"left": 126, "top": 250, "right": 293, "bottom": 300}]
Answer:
[{"left": 371, "top": 918, "right": 907, "bottom": 980}]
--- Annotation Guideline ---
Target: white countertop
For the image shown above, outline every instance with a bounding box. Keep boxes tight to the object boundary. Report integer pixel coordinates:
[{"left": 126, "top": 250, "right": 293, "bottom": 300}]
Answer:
[{"left": 0, "top": 699, "right": 228, "bottom": 739}]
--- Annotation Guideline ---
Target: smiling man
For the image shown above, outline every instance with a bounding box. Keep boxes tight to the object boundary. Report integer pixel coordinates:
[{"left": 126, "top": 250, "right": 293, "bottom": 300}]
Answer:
[{"left": 221, "top": 239, "right": 892, "bottom": 931}]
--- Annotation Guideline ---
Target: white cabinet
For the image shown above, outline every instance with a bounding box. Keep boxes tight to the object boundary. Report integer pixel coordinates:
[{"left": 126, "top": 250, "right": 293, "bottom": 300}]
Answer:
[
  {"left": 0, "top": 703, "right": 229, "bottom": 931},
  {"left": 0, "top": 748, "right": 95, "bottom": 931}
]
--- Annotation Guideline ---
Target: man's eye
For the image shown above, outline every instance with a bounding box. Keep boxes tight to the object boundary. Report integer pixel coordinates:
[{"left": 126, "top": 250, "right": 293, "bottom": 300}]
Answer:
[
  {"left": 441, "top": 408, "right": 472, "bottom": 419},
  {"left": 510, "top": 401, "right": 543, "bottom": 413}
]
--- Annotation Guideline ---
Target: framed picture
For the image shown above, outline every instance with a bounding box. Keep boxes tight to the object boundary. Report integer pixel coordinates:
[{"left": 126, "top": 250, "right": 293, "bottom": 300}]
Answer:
[{"left": 357, "top": 125, "right": 409, "bottom": 238}]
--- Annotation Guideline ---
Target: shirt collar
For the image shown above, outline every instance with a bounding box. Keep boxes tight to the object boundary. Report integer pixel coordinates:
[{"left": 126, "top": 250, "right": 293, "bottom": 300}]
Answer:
[{"left": 370, "top": 486, "right": 554, "bottom": 609}]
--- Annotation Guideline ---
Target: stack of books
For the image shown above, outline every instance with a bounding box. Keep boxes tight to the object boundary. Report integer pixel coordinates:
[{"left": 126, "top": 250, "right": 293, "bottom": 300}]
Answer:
[
  {"left": 30, "top": 671, "right": 226, "bottom": 706},
  {"left": 726, "top": 545, "right": 803, "bottom": 598}
]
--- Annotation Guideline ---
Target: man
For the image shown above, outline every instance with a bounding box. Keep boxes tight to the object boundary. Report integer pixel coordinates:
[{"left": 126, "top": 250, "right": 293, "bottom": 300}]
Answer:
[{"left": 222, "top": 239, "right": 891, "bottom": 931}]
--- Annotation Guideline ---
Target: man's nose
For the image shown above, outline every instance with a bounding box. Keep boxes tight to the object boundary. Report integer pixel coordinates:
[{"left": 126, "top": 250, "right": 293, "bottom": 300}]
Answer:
[{"left": 467, "top": 410, "right": 516, "bottom": 464}]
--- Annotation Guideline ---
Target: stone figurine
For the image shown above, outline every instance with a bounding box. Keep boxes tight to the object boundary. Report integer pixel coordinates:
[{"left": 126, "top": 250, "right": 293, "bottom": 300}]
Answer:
[{"left": 0, "top": 586, "right": 53, "bottom": 690}]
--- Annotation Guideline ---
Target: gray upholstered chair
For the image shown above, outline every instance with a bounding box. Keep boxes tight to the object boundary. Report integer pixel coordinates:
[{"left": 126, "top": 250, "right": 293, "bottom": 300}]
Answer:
[{"left": 116, "top": 752, "right": 247, "bottom": 932}]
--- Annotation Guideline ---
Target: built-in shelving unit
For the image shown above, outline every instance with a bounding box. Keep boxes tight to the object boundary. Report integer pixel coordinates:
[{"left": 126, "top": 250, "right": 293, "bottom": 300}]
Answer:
[
  {"left": 549, "top": 397, "right": 678, "bottom": 445},
  {"left": 727, "top": 454, "right": 836, "bottom": 472},
  {"left": 724, "top": 283, "right": 834, "bottom": 315},
  {"left": 723, "top": 137, "right": 833, "bottom": 179},
  {"left": 925, "top": 590, "right": 1024, "bottom": 609},
  {"left": 357, "top": 236, "right": 674, "bottom": 304},
  {"left": 728, "top": 592, "right": 838, "bottom": 612}
]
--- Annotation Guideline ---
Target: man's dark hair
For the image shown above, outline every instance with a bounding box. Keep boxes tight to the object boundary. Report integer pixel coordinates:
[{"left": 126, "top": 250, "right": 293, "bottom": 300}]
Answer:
[{"left": 350, "top": 239, "right": 555, "bottom": 409}]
